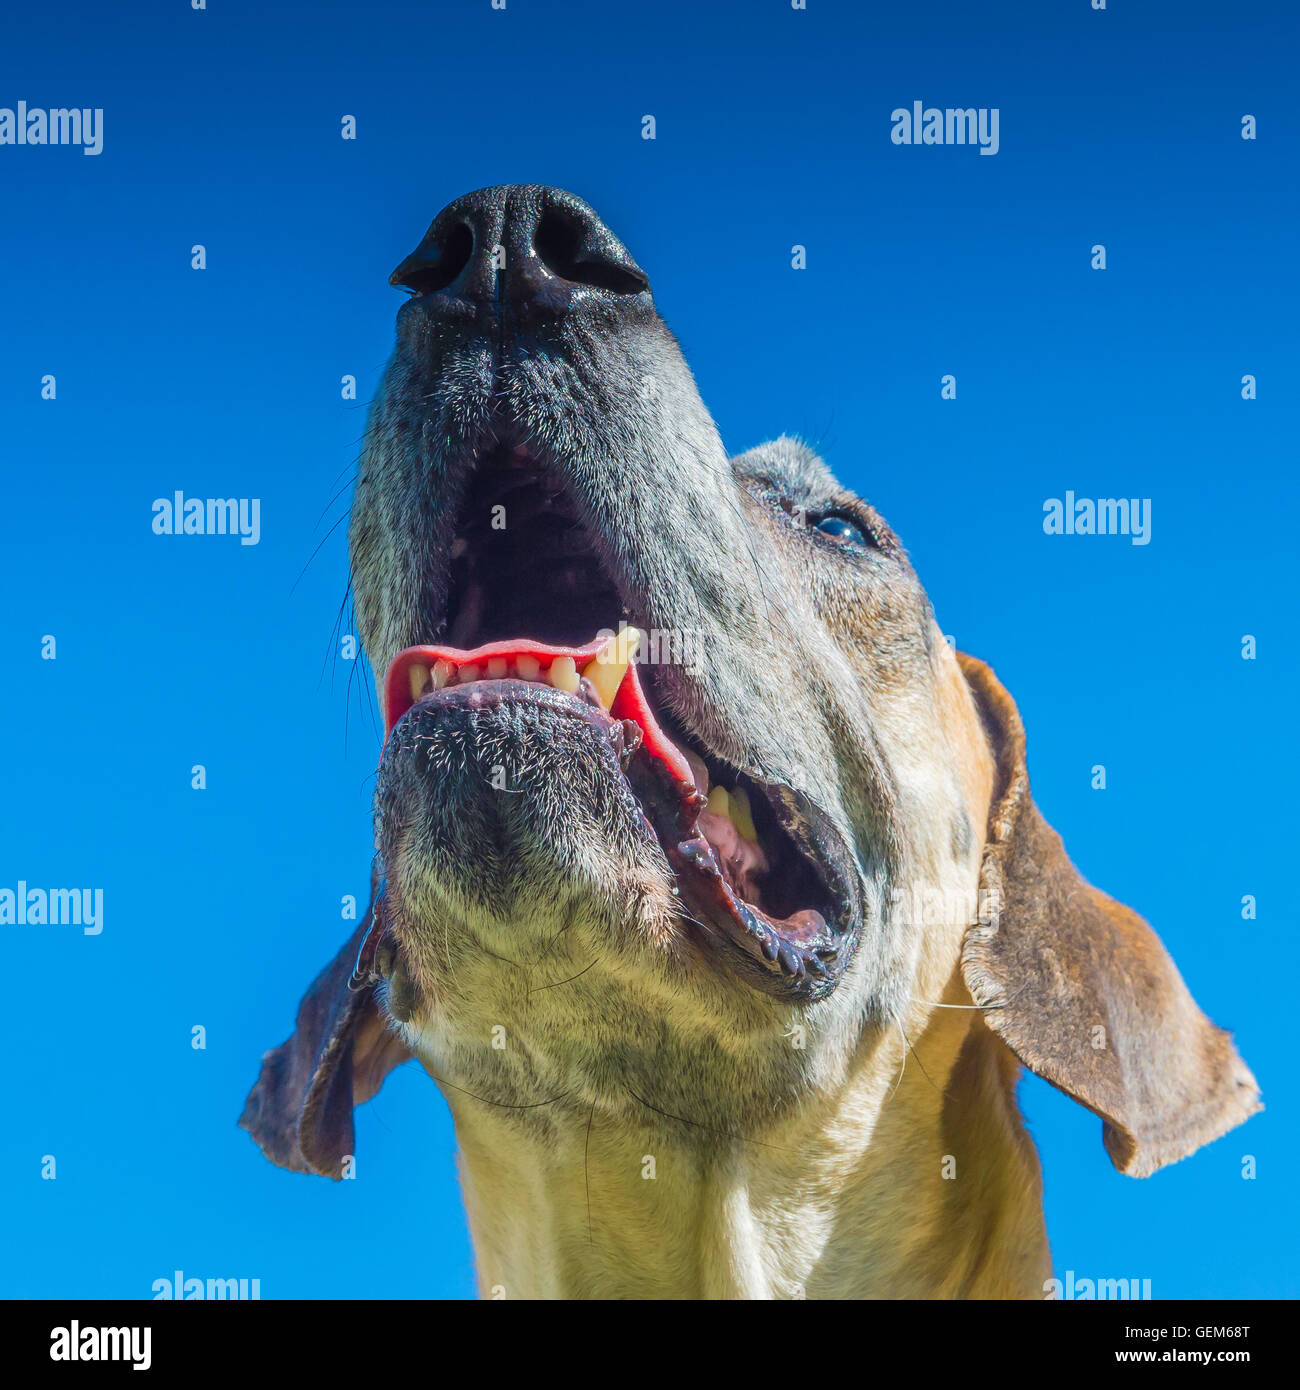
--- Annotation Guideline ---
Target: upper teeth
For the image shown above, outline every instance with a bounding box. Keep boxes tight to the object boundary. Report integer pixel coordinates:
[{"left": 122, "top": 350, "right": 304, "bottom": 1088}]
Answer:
[
  {"left": 404, "top": 627, "right": 645, "bottom": 713},
  {"left": 586, "top": 626, "right": 641, "bottom": 709},
  {"left": 548, "top": 656, "right": 580, "bottom": 694}
]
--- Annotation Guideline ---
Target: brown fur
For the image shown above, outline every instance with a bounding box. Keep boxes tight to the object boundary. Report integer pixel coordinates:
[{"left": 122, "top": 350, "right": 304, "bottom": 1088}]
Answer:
[{"left": 239, "top": 186, "right": 1260, "bottom": 1297}]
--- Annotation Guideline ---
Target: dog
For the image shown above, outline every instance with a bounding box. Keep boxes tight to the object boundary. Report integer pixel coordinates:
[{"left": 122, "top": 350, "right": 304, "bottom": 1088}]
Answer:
[{"left": 241, "top": 185, "right": 1260, "bottom": 1299}]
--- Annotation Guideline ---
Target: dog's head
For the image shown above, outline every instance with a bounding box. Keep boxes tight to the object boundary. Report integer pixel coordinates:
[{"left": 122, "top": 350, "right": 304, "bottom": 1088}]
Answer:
[{"left": 243, "top": 186, "right": 1258, "bottom": 1183}]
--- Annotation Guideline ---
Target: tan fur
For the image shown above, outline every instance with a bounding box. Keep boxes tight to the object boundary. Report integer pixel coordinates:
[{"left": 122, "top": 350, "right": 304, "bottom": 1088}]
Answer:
[
  {"left": 241, "top": 186, "right": 1259, "bottom": 1299},
  {"left": 387, "top": 628, "right": 1046, "bottom": 1299},
  {"left": 444, "top": 987, "right": 1052, "bottom": 1299}
]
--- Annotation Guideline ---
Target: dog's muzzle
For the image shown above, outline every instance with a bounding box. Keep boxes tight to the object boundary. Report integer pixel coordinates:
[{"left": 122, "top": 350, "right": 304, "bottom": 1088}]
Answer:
[{"left": 360, "top": 185, "right": 864, "bottom": 1000}]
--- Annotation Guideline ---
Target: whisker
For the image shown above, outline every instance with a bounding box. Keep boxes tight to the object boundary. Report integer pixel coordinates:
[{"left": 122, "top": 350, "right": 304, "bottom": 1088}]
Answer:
[
  {"left": 428, "top": 1071, "right": 571, "bottom": 1112},
  {"left": 624, "top": 1086, "right": 789, "bottom": 1153},
  {"left": 910, "top": 998, "right": 1006, "bottom": 1011},
  {"left": 312, "top": 472, "right": 358, "bottom": 531},
  {"left": 528, "top": 960, "right": 598, "bottom": 994},
  {"left": 291, "top": 507, "right": 352, "bottom": 596},
  {"left": 893, "top": 1015, "right": 946, "bottom": 1098},
  {"left": 533, "top": 918, "right": 573, "bottom": 967},
  {"left": 886, "top": 1017, "right": 910, "bottom": 1102}
]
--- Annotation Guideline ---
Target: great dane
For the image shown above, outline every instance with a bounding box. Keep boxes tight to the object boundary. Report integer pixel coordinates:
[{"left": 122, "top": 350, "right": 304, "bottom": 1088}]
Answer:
[{"left": 241, "top": 185, "right": 1259, "bottom": 1299}]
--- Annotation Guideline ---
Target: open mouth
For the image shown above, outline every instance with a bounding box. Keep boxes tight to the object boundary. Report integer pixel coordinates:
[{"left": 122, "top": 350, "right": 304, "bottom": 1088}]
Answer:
[{"left": 378, "top": 448, "right": 860, "bottom": 999}]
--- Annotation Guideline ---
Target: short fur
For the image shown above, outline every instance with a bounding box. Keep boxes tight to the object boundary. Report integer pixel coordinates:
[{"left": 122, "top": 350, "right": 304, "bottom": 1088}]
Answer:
[{"left": 242, "top": 186, "right": 1259, "bottom": 1299}]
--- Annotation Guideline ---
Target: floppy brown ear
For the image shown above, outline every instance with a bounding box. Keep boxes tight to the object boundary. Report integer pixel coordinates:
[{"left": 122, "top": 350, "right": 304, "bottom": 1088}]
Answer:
[
  {"left": 957, "top": 654, "right": 1261, "bottom": 1177},
  {"left": 239, "top": 873, "right": 413, "bottom": 1179}
]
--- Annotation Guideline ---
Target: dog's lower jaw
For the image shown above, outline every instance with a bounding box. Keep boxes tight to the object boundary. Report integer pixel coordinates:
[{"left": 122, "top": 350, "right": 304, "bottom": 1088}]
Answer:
[{"left": 432, "top": 994, "right": 1051, "bottom": 1300}]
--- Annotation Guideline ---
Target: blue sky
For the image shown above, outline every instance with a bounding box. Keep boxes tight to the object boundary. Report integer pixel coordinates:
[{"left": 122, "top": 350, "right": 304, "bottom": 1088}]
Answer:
[{"left": 1, "top": 0, "right": 1295, "bottom": 1298}]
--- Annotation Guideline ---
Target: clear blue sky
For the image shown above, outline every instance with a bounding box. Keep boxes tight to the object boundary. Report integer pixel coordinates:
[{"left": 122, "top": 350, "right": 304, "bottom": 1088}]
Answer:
[{"left": 1, "top": 0, "right": 1295, "bottom": 1298}]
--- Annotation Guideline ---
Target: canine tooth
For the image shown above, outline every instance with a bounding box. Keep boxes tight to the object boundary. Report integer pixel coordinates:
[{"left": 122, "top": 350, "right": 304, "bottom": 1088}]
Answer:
[
  {"left": 584, "top": 625, "right": 643, "bottom": 709},
  {"left": 730, "top": 786, "right": 758, "bottom": 842},
  {"left": 622, "top": 625, "right": 645, "bottom": 662},
  {"left": 585, "top": 658, "right": 622, "bottom": 709},
  {"left": 516, "top": 654, "right": 541, "bottom": 681},
  {"left": 409, "top": 664, "right": 430, "bottom": 700},
  {"left": 460, "top": 663, "right": 480, "bottom": 684},
  {"left": 705, "top": 786, "right": 731, "bottom": 820},
  {"left": 432, "top": 659, "right": 453, "bottom": 689},
  {"left": 487, "top": 656, "right": 507, "bottom": 678},
  {"left": 548, "top": 656, "right": 580, "bottom": 694}
]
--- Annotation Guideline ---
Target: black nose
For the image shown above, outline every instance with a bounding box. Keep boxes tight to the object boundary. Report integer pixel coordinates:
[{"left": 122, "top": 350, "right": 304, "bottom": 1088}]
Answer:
[{"left": 390, "top": 185, "right": 649, "bottom": 314}]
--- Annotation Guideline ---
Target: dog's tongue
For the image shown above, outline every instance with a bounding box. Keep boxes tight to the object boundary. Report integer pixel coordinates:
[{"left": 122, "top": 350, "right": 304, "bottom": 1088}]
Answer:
[{"left": 383, "top": 631, "right": 694, "bottom": 786}]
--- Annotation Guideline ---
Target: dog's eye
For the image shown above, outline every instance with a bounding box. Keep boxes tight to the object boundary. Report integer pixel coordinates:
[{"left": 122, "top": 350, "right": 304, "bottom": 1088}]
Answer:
[{"left": 813, "top": 513, "right": 871, "bottom": 548}]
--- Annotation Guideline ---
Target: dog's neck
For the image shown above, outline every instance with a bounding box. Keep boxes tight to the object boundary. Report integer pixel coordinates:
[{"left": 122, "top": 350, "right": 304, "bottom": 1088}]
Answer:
[{"left": 440, "top": 986, "right": 1050, "bottom": 1300}]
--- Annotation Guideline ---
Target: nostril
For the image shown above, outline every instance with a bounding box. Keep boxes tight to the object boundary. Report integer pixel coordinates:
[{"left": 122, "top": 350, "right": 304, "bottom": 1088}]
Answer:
[
  {"left": 394, "top": 222, "right": 474, "bottom": 295},
  {"left": 533, "top": 208, "right": 649, "bottom": 296}
]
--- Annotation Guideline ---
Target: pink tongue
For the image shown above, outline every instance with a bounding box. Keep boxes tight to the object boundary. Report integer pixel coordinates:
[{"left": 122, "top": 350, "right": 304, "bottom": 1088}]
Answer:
[{"left": 698, "top": 810, "right": 770, "bottom": 902}]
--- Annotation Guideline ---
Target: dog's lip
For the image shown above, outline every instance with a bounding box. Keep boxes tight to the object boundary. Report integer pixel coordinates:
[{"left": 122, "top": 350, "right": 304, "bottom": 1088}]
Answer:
[
  {"left": 383, "top": 636, "right": 692, "bottom": 785},
  {"left": 380, "top": 644, "right": 856, "bottom": 1006},
  {"left": 381, "top": 637, "right": 859, "bottom": 999},
  {"left": 623, "top": 746, "right": 859, "bottom": 998},
  {"left": 391, "top": 675, "right": 640, "bottom": 745}
]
